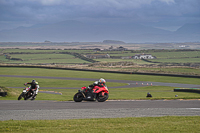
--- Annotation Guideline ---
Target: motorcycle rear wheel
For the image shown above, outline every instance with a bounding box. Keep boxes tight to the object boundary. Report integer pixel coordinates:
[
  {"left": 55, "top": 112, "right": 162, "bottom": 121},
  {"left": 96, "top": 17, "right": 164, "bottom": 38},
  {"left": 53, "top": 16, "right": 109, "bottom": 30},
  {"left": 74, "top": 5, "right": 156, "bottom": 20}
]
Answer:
[
  {"left": 96, "top": 92, "right": 109, "bottom": 102},
  {"left": 73, "top": 92, "right": 84, "bottom": 102}
]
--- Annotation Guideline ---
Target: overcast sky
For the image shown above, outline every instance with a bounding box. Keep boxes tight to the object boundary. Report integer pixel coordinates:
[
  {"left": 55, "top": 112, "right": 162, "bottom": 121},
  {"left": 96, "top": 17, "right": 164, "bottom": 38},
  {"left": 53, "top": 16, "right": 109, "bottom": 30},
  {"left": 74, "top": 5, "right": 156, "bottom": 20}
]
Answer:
[{"left": 0, "top": 0, "right": 200, "bottom": 31}]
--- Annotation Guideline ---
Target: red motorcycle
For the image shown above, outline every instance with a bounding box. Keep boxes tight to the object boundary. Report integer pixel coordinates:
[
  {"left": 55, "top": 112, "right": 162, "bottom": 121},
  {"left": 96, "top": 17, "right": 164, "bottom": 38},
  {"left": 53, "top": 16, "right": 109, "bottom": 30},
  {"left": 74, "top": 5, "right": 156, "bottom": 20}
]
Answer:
[{"left": 73, "top": 85, "right": 109, "bottom": 102}]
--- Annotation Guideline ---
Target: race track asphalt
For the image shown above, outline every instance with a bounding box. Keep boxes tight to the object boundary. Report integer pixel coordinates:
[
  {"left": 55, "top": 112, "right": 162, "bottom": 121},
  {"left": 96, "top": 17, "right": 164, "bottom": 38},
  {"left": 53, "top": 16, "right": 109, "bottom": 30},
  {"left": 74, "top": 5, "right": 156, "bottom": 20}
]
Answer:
[
  {"left": 0, "top": 75, "right": 200, "bottom": 121},
  {"left": 1, "top": 100, "right": 200, "bottom": 121}
]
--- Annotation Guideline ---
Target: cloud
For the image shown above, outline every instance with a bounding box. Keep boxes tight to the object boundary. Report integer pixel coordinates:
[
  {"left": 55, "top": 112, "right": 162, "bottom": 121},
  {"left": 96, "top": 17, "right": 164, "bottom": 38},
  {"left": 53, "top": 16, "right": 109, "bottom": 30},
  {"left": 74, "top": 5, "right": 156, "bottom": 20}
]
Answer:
[
  {"left": 0, "top": 0, "right": 199, "bottom": 31},
  {"left": 28, "top": 0, "right": 64, "bottom": 6},
  {"left": 159, "top": 0, "right": 175, "bottom": 4}
]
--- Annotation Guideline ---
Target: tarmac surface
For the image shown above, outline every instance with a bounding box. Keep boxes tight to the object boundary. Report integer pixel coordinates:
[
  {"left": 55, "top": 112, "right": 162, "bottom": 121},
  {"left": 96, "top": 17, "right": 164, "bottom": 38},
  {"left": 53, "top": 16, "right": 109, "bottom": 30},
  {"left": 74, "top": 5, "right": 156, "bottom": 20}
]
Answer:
[
  {"left": 0, "top": 100, "right": 200, "bottom": 121},
  {"left": 1, "top": 75, "right": 200, "bottom": 121}
]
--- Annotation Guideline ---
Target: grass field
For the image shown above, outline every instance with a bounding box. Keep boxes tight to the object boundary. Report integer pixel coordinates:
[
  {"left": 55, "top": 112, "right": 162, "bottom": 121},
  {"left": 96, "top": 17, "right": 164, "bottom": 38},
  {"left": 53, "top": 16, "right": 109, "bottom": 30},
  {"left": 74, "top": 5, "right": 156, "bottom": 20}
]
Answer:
[
  {"left": 3, "top": 58, "right": 90, "bottom": 64},
  {"left": 1, "top": 49, "right": 200, "bottom": 65},
  {"left": 154, "top": 58, "right": 200, "bottom": 63},
  {"left": 100, "top": 66, "right": 200, "bottom": 75},
  {"left": 1, "top": 116, "right": 200, "bottom": 133},
  {"left": 96, "top": 58, "right": 151, "bottom": 64},
  {"left": 6, "top": 54, "right": 75, "bottom": 60},
  {"left": 1, "top": 48, "right": 200, "bottom": 77},
  {"left": 0, "top": 67, "right": 199, "bottom": 84},
  {"left": 0, "top": 53, "right": 90, "bottom": 64}
]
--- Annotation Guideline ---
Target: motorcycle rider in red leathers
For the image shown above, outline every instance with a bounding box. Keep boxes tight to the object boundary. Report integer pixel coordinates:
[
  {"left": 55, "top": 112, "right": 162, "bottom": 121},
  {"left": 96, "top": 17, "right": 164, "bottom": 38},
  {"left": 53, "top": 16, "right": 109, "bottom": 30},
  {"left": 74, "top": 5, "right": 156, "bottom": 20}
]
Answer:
[
  {"left": 24, "top": 80, "right": 39, "bottom": 100},
  {"left": 83, "top": 78, "right": 106, "bottom": 99},
  {"left": 87, "top": 78, "right": 106, "bottom": 91}
]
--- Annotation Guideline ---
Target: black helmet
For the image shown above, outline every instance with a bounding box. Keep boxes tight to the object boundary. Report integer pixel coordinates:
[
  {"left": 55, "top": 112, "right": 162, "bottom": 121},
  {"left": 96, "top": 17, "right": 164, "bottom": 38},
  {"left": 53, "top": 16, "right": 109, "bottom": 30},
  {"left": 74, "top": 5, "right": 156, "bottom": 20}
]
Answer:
[{"left": 32, "top": 80, "right": 36, "bottom": 83}]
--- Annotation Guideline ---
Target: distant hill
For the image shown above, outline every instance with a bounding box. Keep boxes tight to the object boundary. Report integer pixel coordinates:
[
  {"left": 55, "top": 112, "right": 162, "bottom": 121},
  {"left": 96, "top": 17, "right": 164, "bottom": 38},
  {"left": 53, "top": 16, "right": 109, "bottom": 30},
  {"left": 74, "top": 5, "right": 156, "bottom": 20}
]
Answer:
[
  {"left": 0, "top": 20, "right": 199, "bottom": 43},
  {"left": 103, "top": 40, "right": 126, "bottom": 44},
  {"left": 175, "top": 23, "right": 200, "bottom": 34}
]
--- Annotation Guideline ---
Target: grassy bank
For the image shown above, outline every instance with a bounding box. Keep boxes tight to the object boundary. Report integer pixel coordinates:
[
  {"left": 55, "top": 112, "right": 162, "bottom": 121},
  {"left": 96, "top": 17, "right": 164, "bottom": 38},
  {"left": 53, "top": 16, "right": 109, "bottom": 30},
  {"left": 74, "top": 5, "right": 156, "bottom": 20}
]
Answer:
[{"left": 1, "top": 85, "right": 200, "bottom": 101}]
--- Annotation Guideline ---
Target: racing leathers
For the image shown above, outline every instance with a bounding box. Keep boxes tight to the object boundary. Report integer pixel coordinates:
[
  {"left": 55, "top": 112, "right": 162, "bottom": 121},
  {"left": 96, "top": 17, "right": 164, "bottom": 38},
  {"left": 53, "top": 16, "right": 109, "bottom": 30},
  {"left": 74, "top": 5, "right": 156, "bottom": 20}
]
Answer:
[{"left": 87, "top": 81, "right": 106, "bottom": 91}]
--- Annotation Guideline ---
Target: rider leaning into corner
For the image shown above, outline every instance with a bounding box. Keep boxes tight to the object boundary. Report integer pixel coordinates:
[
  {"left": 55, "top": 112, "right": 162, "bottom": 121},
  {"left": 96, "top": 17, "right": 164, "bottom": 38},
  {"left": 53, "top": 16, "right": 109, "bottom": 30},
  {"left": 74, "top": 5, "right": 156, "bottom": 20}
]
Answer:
[
  {"left": 87, "top": 78, "right": 107, "bottom": 91},
  {"left": 24, "top": 79, "right": 39, "bottom": 100}
]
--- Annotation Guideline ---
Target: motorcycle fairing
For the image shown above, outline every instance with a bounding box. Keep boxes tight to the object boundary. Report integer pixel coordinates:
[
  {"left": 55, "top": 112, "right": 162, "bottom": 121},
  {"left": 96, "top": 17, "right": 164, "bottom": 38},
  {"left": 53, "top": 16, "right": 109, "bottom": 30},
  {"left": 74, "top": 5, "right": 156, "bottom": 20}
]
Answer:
[{"left": 93, "top": 86, "right": 109, "bottom": 94}]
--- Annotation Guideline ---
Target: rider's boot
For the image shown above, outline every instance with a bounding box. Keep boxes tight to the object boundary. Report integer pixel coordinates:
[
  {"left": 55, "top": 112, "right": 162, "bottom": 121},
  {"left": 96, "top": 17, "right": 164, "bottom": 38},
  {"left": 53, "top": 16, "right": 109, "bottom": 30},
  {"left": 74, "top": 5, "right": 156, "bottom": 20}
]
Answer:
[{"left": 31, "top": 92, "right": 37, "bottom": 101}]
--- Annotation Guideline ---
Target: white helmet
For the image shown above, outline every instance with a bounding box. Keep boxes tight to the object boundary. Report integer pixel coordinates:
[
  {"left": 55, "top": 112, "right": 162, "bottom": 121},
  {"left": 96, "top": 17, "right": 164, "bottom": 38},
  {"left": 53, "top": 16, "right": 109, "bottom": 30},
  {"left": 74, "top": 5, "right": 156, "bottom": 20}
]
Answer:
[{"left": 99, "top": 78, "right": 106, "bottom": 84}]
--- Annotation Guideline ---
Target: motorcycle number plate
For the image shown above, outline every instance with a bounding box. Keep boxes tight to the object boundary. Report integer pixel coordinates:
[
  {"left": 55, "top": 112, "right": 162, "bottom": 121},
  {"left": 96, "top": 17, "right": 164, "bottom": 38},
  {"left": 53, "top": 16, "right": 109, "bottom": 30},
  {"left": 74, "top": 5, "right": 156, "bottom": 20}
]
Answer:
[{"left": 23, "top": 90, "right": 26, "bottom": 93}]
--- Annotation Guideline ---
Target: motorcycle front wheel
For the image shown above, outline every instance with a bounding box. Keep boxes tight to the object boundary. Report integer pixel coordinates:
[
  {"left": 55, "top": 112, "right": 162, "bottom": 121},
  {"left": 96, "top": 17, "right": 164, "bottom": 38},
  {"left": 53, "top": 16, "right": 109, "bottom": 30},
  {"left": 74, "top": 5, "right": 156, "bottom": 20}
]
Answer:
[
  {"left": 96, "top": 92, "right": 109, "bottom": 102},
  {"left": 18, "top": 93, "right": 23, "bottom": 100},
  {"left": 73, "top": 92, "right": 84, "bottom": 102}
]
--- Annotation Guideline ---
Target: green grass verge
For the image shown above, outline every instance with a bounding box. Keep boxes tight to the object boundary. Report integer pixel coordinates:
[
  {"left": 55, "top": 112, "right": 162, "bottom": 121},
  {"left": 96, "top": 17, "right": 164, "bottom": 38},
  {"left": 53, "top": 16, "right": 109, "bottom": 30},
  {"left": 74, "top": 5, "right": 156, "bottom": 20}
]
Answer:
[
  {"left": 0, "top": 116, "right": 200, "bottom": 133},
  {"left": 109, "top": 86, "right": 200, "bottom": 100},
  {"left": 1, "top": 86, "right": 200, "bottom": 101}
]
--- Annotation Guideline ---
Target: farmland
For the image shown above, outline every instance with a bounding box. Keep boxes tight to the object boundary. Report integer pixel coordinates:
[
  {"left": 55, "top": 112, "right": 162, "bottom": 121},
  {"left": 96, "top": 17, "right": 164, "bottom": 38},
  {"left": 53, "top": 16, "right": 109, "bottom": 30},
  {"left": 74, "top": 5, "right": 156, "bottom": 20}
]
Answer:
[{"left": 0, "top": 42, "right": 200, "bottom": 76}]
